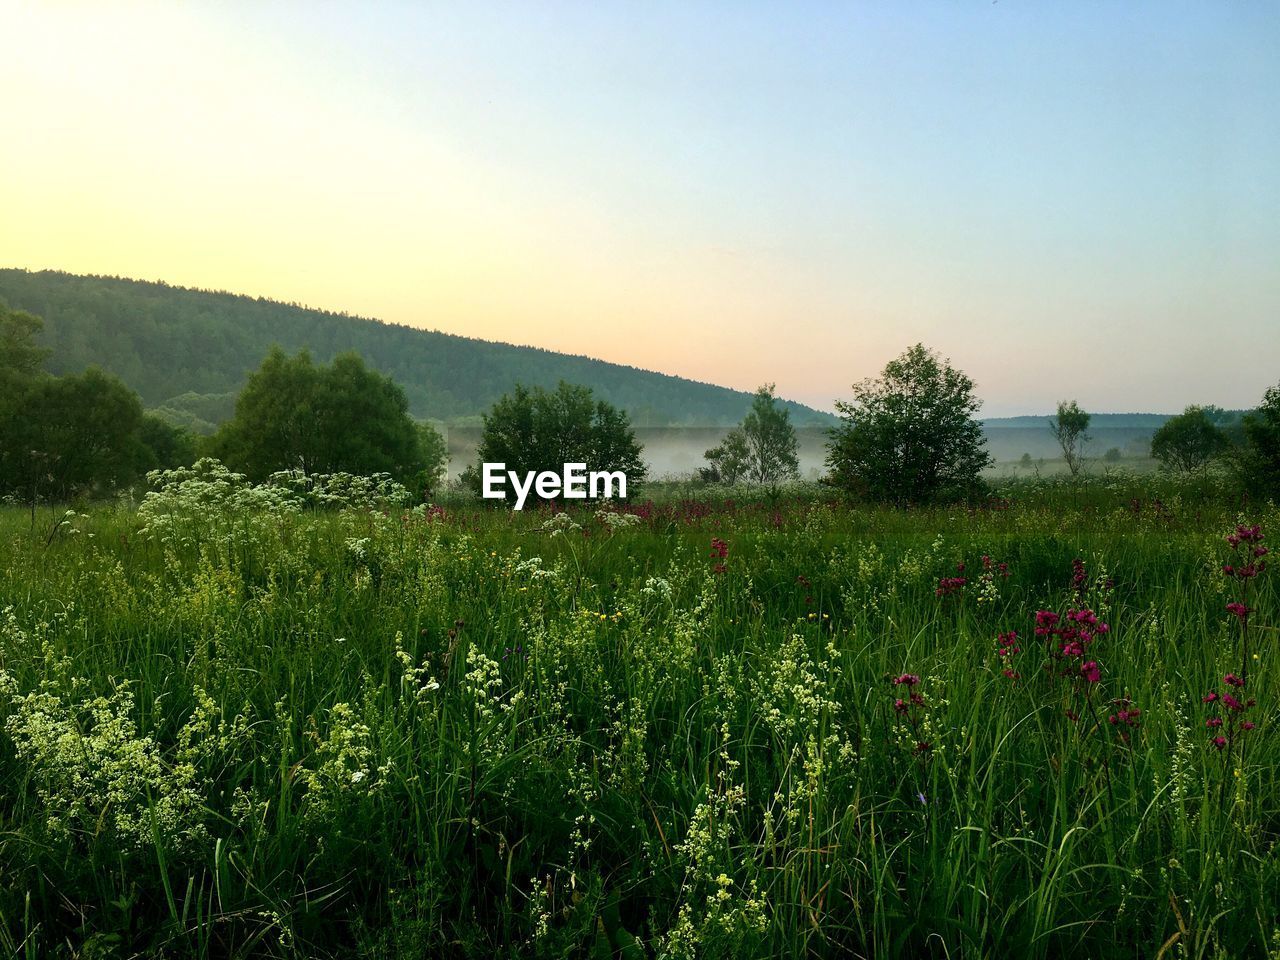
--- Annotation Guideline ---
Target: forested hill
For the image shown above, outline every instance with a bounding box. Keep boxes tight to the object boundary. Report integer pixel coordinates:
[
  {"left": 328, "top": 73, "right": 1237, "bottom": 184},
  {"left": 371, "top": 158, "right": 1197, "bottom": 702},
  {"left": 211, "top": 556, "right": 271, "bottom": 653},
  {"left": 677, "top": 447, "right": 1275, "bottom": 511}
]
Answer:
[{"left": 0, "top": 269, "right": 836, "bottom": 429}]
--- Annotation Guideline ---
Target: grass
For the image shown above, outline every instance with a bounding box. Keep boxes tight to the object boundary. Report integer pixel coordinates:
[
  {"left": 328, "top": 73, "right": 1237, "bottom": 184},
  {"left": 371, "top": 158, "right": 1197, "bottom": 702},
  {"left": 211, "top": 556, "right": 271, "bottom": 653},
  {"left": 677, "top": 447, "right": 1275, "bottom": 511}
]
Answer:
[{"left": 0, "top": 473, "right": 1275, "bottom": 958}]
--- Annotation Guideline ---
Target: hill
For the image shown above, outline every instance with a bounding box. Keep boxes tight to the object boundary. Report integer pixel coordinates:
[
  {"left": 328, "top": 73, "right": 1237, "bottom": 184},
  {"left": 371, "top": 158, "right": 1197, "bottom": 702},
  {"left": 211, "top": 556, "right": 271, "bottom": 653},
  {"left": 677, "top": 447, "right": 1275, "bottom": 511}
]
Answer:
[{"left": 0, "top": 269, "right": 837, "bottom": 429}]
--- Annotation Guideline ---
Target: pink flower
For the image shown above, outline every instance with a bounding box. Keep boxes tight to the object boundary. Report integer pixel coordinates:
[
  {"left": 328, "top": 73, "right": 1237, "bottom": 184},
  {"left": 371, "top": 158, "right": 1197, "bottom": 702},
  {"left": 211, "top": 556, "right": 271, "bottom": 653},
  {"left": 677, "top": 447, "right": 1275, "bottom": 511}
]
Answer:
[
  {"left": 1226, "top": 602, "right": 1251, "bottom": 622},
  {"left": 1080, "top": 661, "right": 1101, "bottom": 683},
  {"left": 893, "top": 673, "right": 921, "bottom": 687}
]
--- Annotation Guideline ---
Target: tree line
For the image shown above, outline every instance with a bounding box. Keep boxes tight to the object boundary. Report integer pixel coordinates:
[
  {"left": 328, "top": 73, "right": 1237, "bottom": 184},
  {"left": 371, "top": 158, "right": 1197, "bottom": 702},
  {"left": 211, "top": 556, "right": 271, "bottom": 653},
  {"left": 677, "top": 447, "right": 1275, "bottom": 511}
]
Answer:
[{"left": 4, "top": 299, "right": 1279, "bottom": 509}]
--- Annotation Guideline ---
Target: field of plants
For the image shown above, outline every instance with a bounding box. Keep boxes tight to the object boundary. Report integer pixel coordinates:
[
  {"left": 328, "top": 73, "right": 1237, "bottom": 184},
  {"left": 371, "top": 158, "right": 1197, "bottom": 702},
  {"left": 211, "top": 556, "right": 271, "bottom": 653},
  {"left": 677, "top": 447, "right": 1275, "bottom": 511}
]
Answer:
[{"left": 0, "top": 463, "right": 1276, "bottom": 958}]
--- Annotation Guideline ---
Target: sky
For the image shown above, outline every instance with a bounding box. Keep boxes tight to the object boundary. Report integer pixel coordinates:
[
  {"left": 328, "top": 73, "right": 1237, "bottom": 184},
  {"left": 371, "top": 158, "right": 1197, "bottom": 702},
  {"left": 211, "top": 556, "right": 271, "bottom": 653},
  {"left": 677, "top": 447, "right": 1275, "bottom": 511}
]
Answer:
[{"left": 2, "top": 2, "right": 1277, "bottom": 417}]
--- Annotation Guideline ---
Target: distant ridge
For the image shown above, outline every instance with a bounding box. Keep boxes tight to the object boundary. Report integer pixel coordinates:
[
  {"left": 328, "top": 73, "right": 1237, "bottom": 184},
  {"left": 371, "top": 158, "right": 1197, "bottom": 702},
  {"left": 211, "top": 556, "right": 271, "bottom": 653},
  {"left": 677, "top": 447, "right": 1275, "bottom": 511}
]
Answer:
[{"left": 0, "top": 269, "right": 837, "bottom": 429}]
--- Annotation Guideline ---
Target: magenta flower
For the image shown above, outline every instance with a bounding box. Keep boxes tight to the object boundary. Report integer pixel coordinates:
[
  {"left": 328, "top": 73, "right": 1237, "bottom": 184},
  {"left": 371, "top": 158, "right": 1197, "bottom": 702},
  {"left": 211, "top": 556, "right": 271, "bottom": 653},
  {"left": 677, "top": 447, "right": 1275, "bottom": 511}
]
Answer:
[{"left": 1226, "top": 602, "right": 1251, "bottom": 622}]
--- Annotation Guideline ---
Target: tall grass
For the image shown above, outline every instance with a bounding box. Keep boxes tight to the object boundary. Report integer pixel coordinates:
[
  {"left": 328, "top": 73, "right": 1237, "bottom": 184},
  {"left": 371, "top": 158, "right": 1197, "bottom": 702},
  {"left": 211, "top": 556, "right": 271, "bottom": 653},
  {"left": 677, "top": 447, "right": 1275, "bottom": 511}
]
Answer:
[{"left": 0, "top": 478, "right": 1275, "bottom": 958}]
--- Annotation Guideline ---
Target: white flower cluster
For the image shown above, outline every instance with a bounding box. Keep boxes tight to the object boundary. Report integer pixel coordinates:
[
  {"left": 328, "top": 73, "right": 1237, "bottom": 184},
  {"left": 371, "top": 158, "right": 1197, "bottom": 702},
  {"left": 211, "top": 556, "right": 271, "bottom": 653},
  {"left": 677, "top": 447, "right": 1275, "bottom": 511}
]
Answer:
[
  {"left": 138, "top": 458, "right": 298, "bottom": 544},
  {"left": 539, "top": 512, "right": 581, "bottom": 536},
  {"left": 595, "top": 509, "right": 641, "bottom": 532},
  {"left": 266, "top": 469, "right": 412, "bottom": 510}
]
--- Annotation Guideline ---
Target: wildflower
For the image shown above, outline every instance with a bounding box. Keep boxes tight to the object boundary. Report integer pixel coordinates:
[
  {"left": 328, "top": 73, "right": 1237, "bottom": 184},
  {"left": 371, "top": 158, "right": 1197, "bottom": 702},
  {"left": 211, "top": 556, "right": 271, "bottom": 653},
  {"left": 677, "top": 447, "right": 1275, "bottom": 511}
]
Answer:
[
  {"left": 1080, "top": 661, "right": 1101, "bottom": 683},
  {"left": 893, "top": 673, "right": 920, "bottom": 687},
  {"left": 1071, "top": 558, "right": 1087, "bottom": 595},
  {"left": 996, "top": 631, "right": 1020, "bottom": 656},
  {"left": 1108, "top": 699, "right": 1140, "bottom": 727},
  {"left": 982, "top": 554, "right": 1011, "bottom": 578}
]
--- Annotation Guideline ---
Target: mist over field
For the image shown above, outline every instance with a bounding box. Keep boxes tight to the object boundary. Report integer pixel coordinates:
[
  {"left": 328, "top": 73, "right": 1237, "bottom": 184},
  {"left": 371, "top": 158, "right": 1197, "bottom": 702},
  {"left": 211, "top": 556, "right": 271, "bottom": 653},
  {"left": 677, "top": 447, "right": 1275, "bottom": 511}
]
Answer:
[{"left": 442, "top": 421, "right": 1174, "bottom": 481}]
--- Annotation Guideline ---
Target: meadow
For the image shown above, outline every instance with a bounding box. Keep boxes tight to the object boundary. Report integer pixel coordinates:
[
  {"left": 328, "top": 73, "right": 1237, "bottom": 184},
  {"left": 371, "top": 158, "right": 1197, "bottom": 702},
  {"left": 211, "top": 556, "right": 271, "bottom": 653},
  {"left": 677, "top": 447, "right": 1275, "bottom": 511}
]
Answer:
[{"left": 0, "top": 464, "right": 1276, "bottom": 958}]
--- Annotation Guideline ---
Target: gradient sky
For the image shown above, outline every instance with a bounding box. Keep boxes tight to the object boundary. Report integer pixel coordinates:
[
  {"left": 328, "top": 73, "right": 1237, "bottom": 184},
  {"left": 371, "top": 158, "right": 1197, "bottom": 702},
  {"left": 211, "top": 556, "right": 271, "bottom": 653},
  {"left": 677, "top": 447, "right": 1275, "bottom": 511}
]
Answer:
[{"left": 2, "top": 2, "right": 1277, "bottom": 416}]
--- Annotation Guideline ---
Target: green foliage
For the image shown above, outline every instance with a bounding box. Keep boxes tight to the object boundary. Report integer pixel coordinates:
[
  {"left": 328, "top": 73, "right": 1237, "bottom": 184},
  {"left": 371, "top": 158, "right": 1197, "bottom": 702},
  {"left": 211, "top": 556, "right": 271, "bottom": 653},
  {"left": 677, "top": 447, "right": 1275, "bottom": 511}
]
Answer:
[
  {"left": 466, "top": 381, "right": 647, "bottom": 503},
  {"left": 140, "top": 413, "right": 198, "bottom": 470},
  {"left": 212, "top": 348, "right": 424, "bottom": 484},
  {"left": 1150, "top": 405, "right": 1229, "bottom": 473},
  {"left": 705, "top": 384, "right": 800, "bottom": 487},
  {"left": 149, "top": 391, "right": 237, "bottom": 435},
  {"left": 1241, "top": 383, "right": 1280, "bottom": 496},
  {"left": 825, "top": 344, "right": 992, "bottom": 503},
  {"left": 702, "top": 428, "right": 751, "bottom": 484},
  {"left": 0, "top": 367, "right": 148, "bottom": 504},
  {"left": 1049, "top": 400, "right": 1091, "bottom": 476},
  {"left": 0, "top": 269, "right": 835, "bottom": 427},
  {"left": 413, "top": 421, "right": 450, "bottom": 500},
  {"left": 0, "top": 302, "right": 49, "bottom": 400}
]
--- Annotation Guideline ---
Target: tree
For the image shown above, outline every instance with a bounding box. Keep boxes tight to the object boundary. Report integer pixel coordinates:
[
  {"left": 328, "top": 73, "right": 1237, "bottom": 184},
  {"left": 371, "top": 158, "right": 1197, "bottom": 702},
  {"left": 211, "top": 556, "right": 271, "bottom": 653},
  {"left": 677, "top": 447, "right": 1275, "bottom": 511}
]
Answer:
[
  {"left": 825, "top": 344, "right": 991, "bottom": 504},
  {"left": 0, "top": 303, "right": 49, "bottom": 397},
  {"left": 2, "top": 368, "right": 149, "bottom": 504},
  {"left": 466, "top": 381, "right": 646, "bottom": 504},
  {"left": 139, "top": 414, "right": 198, "bottom": 470},
  {"left": 1150, "top": 406, "right": 1228, "bottom": 473},
  {"left": 1049, "top": 401, "right": 1090, "bottom": 476},
  {"left": 702, "top": 385, "right": 800, "bottom": 486},
  {"left": 742, "top": 384, "right": 801, "bottom": 485},
  {"left": 414, "top": 421, "right": 449, "bottom": 500},
  {"left": 702, "top": 429, "right": 750, "bottom": 485},
  {"left": 213, "top": 348, "right": 424, "bottom": 482},
  {"left": 1240, "top": 383, "right": 1280, "bottom": 496}
]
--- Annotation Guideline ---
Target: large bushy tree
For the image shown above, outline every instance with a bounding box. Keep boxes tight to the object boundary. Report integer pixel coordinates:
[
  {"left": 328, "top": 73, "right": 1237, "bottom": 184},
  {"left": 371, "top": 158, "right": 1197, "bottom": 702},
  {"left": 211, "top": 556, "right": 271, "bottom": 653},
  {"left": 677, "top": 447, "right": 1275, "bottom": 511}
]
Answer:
[
  {"left": 2, "top": 368, "right": 149, "bottom": 504},
  {"left": 1150, "top": 406, "right": 1228, "bottom": 473},
  {"left": 213, "top": 348, "right": 425, "bottom": 482},
  {"left": 825, "top": 344, "right": 991, "bottom": 504},
  {"left": 466, "top": 381, "right": 646, "bottom": 504},
  {"left": 1, "top": 307, "right": 159, "bottom": 503}
]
